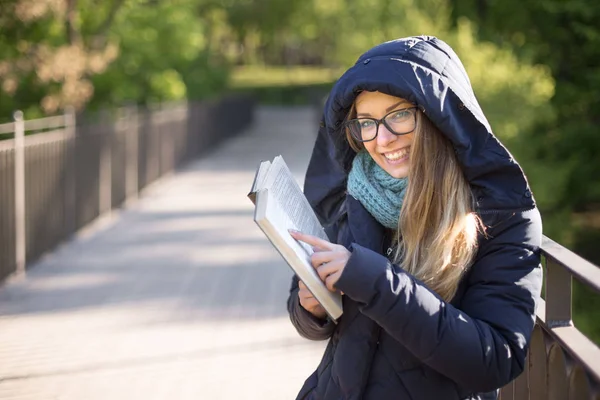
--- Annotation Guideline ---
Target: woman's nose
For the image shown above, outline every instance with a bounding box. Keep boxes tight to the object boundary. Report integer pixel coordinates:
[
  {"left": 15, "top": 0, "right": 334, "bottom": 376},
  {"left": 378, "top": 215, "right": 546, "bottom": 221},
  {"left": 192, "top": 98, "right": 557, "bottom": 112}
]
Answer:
[{"left": 376, "top": 124, "right": 397, "bottom": 147}]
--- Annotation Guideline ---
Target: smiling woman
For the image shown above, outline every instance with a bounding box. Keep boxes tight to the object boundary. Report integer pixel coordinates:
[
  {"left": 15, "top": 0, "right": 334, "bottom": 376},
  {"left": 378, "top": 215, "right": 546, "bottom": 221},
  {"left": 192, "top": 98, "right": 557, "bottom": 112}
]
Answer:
[{"left": 285, "top": 36, "right": 543, "bottom": 400}]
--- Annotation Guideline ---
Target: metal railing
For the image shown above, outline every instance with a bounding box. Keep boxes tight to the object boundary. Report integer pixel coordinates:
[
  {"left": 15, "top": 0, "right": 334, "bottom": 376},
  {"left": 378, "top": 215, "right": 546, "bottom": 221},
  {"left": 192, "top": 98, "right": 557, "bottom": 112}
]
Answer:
[
  {"left": 500, "top": 236, "right": 600, "bottom": 399},
  {"left": 0, "top": 96, "right": 255, "bottom": 282}
]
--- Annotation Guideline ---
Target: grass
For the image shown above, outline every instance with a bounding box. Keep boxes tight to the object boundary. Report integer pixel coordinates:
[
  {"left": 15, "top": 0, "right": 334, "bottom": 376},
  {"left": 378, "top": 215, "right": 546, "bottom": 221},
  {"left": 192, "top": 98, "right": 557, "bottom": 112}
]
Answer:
[
  {"left": 229, "top": 65, "right": 343, "bottom": 89},
  {"left": 227, "top": 65, "right": 341, "bottom": 106}
]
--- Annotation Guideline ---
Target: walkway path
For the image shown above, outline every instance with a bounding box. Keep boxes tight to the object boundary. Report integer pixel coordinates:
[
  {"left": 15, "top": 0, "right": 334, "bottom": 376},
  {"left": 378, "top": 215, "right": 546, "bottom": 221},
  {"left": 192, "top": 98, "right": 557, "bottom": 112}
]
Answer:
[{"left": 0, "top": 107, "right": 326, "bottom": 400}]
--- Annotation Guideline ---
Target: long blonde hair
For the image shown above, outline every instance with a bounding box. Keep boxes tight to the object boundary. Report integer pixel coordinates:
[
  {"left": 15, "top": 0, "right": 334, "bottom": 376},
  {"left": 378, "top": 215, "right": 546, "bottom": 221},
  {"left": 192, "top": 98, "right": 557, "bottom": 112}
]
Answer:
[{"left": 345, "top": 105, "right": 483, "bottom": 301}]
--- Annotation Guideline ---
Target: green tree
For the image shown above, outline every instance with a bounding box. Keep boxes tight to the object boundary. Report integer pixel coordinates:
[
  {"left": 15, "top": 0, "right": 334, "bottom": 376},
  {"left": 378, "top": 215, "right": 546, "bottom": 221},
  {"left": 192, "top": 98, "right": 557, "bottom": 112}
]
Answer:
[
  {"left": 0, "top": 0, "right": 124, "bottom": 120},
  {"left": 450, "top": 0, "right": 600, "bottom": 222}
]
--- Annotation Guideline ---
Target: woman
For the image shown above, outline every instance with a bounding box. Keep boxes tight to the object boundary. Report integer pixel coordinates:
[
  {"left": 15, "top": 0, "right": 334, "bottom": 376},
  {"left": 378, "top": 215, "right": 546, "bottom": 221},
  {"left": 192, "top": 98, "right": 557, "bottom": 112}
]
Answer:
[{"left": 286, "top": 36, "right": 543, "bottom": 400}]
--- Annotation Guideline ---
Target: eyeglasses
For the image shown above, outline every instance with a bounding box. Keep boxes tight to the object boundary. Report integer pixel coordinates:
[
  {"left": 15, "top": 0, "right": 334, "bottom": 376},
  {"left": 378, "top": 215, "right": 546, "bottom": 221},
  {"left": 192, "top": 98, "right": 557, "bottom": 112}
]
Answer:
[{"left": 343, "top": 106, "right": 418, "bottom": 142}]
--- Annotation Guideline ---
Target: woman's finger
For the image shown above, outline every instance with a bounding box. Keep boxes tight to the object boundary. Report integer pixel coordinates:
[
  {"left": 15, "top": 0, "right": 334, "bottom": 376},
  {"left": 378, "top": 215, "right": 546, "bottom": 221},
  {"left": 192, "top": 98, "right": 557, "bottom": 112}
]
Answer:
[
  {"left": 310, "top": 251, "right": 335, "bottom": 268},
  {"left": 315, "top": 260, "right": 342, "bottom": 282},
  {"left": 298, "top": 281, "right": 316, "bottom": 297},
  {"left": 288, "top": 230, "right": 334, "bottom": 251},
  {"left": 325, "top": 270, "right": 342, "bottom": 292}
]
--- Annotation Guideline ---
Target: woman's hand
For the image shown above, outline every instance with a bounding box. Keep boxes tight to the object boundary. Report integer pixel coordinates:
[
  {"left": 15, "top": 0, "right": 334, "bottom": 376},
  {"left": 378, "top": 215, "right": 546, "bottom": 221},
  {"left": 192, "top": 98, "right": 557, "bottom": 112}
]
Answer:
[
  {"left": 289, "top": 230, "right": 351, "bottom": 292},
  {"left": 298, "top": 280, "right": 327, "bottom": 319}
]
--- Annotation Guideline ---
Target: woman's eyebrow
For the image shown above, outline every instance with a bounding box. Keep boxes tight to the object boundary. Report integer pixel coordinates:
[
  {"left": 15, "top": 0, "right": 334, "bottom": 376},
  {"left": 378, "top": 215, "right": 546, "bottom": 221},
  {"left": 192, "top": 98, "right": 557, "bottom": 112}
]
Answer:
[
  {"left": 356, "top": 101, "right": 410, "bottom": 117},
  {"left": 386, "top": 101, "right": 409, "bottom": 112}
]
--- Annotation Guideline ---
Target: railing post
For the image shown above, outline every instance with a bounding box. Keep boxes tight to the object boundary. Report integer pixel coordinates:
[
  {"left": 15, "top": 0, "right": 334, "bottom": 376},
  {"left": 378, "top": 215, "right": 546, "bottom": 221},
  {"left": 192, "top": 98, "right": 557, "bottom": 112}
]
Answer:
[
  {"left": 150, "top": 103, "right": 160, "bottom": 181},
  {"left": 529, "top": 325, "right": 548, "bottom": 400},
  {"left": 64, "top": 106, "right": 76, "bottom": 235},
  {"left": 13, "top": 110, "right": 25, "bottom": 275},
  {"left": 499, "top": 382, "right": 514, "bottom": 400},
  {"left": 99, "top": 110, "right": 112, "bottom": 215},
  {"left": 545, "top": 256, "right": 573, "bottom": 327},
  {"left": 125, "top": 105, "right": 139, "bottom": 202},
  {"left": 514, "top": 354, "right": 530, "bottom": 400}
]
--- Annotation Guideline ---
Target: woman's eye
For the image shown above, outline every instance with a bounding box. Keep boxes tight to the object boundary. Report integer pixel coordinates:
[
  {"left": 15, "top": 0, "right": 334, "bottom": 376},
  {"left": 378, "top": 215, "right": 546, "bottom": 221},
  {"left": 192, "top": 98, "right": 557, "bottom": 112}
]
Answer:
[
  {"left": 360, "top": 120, "right": 376, "bottom": 129},
  {"left": 389, "top": 110, "right": 411, "bottom": 121}
]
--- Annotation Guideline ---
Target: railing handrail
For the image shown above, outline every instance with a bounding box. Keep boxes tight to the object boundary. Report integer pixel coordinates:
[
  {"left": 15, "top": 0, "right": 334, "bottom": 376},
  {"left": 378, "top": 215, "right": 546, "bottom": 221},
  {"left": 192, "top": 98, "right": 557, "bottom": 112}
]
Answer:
[
  {"left": 542, "top": 235, "right": 600, "bottom": 293},
  {"left": 0, "top": 101, "right": 191, "bottom": 140},
  {"left": 0, "top": 128, "right": 70, "bottom": 151},
  {"left": 0, "top": 122, "right": 14, "bottom": 135},
  {"left": 0, "top": 114, "right": 68, "bottom": 135},
  {"left": 0, "top": 103, "right": 189, "bottom": 153}
]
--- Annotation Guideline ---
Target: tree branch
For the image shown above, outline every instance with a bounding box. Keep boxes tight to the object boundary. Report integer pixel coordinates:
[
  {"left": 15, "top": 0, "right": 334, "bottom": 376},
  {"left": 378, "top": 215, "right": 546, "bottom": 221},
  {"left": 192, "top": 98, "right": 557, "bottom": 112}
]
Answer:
[
  {"left": 65, "top": 0, "right": 82, "bottom": 46},
  {"left": 90, "top": 0, "right": 126, "bottom": 50}
]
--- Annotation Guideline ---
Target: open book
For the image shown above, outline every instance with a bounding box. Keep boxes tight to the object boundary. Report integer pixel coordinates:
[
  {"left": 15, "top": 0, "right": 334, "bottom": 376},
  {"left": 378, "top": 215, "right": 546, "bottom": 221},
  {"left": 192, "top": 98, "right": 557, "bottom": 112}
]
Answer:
[{"left": 248, "top": 156, "right": 343, "bottom": 321}]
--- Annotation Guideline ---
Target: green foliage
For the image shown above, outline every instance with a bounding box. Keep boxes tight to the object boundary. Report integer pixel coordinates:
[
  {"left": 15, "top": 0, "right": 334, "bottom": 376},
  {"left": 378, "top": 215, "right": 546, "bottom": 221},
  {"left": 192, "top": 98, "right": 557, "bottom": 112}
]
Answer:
[
  {"left": 0, "top": 0, "right": 123, "bottom": 120},
  {"left": 451, "top": 0, "right": 600, "bottom": 211},
  {"left": 230, "top": 66, "right": 342, "bottom": 88},
  {"left": 446, "top": 20, "right": 555, "bottom": 144},
  {"left": 89, "top": 0, "right": 231, "bottom": 107},
  {"left": 0, "top": 0, "right": 238, "bottom": 120},
  {"left": 229, "top": 66, "right": 338, "bottom": 105}
]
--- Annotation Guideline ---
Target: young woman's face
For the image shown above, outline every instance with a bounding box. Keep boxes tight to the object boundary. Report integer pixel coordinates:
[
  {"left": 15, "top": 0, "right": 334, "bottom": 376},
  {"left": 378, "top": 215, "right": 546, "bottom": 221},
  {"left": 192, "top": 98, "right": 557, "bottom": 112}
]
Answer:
[{"left": 354, "top": 91, "right": 415, "bottom": 179}]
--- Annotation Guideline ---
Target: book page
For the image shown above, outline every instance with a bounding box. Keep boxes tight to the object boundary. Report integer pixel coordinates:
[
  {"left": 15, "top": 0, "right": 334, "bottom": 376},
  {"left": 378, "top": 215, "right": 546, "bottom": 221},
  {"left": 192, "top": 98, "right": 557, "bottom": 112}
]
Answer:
[
  {"left": 254, "top": 160, "right": 271, "bottom": 192},
  {"left": 257, "top": 189, "right": 342, "bottom": 320},
  {"left": 262, "top": 191, "right": 323, "bottom": 284},
  {"left": 249, "top": 160, "right": 271, "bottom": 197},
  {"left": 263, "top": 156, "right": 328, "bottom": 247}
]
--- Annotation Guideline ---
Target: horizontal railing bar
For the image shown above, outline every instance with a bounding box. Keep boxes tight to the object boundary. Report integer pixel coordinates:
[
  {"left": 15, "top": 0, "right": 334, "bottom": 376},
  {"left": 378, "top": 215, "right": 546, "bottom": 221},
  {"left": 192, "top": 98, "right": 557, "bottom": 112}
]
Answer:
[
  {"left": 542, "top": 235, "right": 600, "bottom": 293},
  {"left": 24, "top": 129, "right": 70, "bottom": 146},
  {"left": 1, "top": 115, "right": 182, "bottom": 149},
  {"left": 0, "top": 122, "right": 15, "bottom": 134},
  {"left": 0, "top": 101, "right": 189, "bottom": 135},
  {"left": 0, "top": 129, "right": 70, "bottom": 150},
  {"left": 23, "top": 115, "right": 66, "bottom": 131},
  {"left": 0, "top": 115, "right": 67, "bottom": 135},
  {"left": 536, "top": 298, "right": 600, "bottom": 383}
]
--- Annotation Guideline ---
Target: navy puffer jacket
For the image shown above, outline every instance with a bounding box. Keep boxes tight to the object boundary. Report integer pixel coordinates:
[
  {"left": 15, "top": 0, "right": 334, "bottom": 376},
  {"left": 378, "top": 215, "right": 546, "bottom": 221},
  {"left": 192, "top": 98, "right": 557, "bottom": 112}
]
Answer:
[{"left": 287, "top": 36, "right": 543, "bottom": 400}]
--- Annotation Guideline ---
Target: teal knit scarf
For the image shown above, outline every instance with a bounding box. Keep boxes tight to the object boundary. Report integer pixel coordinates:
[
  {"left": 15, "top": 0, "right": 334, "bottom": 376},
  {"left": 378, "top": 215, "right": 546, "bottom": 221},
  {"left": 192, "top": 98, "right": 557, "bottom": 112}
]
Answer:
[{"left": 347, "top": 151, "right": 408, "bottom": 229}]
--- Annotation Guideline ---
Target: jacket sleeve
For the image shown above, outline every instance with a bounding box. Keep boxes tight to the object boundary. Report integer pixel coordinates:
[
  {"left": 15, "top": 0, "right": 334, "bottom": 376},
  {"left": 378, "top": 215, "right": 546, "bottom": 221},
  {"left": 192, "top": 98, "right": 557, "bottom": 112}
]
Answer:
[
  {"left": 287, "top": 274, "right": 336, "bottom": 341},
  {"left": 334, "top": 208, "right": 543, "bottom": 392}
]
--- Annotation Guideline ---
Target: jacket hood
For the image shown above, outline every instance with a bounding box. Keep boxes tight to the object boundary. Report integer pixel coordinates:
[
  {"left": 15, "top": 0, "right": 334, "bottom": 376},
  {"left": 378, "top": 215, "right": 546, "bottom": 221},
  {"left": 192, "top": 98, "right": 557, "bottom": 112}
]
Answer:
[{"left": 304, "top": 35, "right": 535, "bottom": 227}]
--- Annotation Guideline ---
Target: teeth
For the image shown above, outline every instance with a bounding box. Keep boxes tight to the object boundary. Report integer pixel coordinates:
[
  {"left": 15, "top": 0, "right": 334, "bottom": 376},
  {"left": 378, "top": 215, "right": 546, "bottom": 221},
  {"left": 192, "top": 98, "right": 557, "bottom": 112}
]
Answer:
[{"left": 384, "top": 148, "right": 409, "bottom": 160}]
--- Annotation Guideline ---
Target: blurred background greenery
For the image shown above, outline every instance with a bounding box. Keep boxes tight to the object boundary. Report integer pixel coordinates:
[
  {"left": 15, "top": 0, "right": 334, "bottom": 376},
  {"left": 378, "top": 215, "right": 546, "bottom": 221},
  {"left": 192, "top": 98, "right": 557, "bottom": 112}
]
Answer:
[{"left": 0, "top": 0, "right": 598, "bottom": 341}]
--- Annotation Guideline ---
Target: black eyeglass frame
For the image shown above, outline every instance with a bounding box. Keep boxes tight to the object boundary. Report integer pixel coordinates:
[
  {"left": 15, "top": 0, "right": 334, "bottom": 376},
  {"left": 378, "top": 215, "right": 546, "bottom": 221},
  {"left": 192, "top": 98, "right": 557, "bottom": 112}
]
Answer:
[{"left": 343, "top": 106, "right": 419, "bottom": 143}]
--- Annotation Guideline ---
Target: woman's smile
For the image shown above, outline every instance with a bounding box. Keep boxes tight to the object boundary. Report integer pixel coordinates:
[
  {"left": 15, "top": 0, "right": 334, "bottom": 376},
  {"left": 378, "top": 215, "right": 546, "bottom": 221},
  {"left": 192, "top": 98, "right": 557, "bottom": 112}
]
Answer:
[{"left": 381, "top": 146, "right": 411, "bottom": 164}]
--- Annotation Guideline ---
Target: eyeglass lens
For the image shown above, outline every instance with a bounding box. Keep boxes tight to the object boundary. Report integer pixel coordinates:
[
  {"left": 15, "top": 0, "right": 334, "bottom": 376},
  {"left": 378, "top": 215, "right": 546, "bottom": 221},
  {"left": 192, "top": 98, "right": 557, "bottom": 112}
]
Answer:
[{"left": 346, "top": 108, "right": 416, "bottom": 142}]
